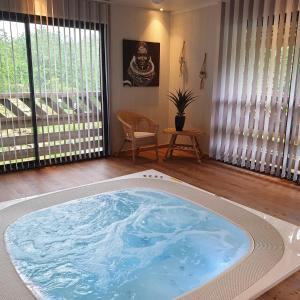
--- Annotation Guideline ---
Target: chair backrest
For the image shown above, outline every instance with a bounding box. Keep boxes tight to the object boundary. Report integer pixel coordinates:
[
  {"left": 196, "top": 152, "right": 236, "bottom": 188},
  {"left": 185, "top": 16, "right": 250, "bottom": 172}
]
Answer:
[
  {"left": 117, "top": 111, "right": 142, "bottom": 127},
  {"left": 117, "top": 111, "right": 157, "bottom": 133}
]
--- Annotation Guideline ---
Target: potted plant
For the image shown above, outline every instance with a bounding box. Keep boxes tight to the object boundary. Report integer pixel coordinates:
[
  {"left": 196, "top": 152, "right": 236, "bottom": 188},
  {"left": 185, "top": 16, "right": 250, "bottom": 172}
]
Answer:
[{"left": 168, "top": 89, "right": 198, "bottom": 131}]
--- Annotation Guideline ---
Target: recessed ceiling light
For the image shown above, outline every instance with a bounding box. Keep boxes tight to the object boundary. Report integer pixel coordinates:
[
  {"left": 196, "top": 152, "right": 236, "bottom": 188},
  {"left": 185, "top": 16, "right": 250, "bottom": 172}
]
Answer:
[{"left": 160, "top": 8, "right": 164, "bottom": 11}]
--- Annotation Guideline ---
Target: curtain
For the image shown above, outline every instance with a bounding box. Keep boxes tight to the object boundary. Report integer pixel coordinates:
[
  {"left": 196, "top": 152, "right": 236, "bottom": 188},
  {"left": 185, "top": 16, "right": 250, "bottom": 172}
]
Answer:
[
  {"left": 0, "top": 0, "right": 110, "bottom": 172},
  {"left": 210, "top": 0, "right": 300, "bottom": 182}
]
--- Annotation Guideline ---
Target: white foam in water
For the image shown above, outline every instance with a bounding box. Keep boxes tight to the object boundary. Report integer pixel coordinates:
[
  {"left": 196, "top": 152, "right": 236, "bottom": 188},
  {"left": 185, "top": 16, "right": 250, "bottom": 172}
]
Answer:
[{"left": 5, "top": 189, "right": 251, "bottom": 300}]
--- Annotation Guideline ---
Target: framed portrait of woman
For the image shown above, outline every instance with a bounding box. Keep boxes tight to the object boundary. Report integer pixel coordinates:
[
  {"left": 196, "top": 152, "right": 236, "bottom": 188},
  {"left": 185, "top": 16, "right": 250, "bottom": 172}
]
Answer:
[{"left": 123, "top": 39, "right": 160, "bottom": 87}]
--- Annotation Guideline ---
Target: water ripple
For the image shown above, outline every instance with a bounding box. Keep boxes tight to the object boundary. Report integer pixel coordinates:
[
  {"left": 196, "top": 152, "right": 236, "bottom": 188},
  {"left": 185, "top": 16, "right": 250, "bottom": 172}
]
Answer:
[{"left": 5, "top": 188, "right": 251, "bottom": 300}]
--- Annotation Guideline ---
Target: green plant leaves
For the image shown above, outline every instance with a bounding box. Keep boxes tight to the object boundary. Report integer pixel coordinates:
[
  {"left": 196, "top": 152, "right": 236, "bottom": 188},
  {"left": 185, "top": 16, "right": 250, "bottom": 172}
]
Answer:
[{"left": 168, "top": 88, "right": 197, "bottom": 116}]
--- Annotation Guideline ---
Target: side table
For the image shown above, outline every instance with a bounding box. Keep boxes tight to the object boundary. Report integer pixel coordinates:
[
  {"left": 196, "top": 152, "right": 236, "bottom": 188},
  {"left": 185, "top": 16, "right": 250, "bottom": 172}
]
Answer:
[{"left": 163, "top": 128, "right": 203, "bottom": 163}]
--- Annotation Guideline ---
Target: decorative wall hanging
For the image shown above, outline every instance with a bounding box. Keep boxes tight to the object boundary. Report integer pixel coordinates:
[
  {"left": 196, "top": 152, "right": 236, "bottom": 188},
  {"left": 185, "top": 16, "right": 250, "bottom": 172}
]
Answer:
[
  {"left": 179, "top": 40, "right": 186, "bottom": 78},
  {"left": 123, "top": 39, "right": 160, "bottom": 87},
  {"left": 199, "top": 53, "right": 207, "bottom": 89}
]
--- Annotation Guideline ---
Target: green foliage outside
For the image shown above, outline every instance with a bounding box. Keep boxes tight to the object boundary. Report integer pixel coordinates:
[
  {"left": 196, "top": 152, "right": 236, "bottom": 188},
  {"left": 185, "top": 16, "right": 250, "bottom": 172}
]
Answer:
[
  {"left": 0, "top": 26, "right": 29, "bottom": 93},
  {"left": 0, "top": 21, "right": 101, "bottom": 94}
]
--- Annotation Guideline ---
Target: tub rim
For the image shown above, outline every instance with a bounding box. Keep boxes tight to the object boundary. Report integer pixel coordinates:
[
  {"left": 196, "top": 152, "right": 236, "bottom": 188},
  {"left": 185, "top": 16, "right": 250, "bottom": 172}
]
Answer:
[{"left": 0, "top": 169, "right": 298, "bottom": 300}]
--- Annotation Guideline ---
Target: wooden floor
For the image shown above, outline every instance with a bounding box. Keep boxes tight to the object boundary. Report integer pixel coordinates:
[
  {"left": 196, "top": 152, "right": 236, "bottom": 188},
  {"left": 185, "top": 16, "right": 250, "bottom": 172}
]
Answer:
[{"left": 0, "top": 149, "right": 299, "bottom": 300}]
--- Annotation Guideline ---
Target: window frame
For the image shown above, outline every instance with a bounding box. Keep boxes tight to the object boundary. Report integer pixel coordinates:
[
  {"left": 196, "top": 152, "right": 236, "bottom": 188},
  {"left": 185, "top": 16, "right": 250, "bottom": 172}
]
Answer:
[{"left": 0, "top": 10, "right": 109, "bottom": 173}]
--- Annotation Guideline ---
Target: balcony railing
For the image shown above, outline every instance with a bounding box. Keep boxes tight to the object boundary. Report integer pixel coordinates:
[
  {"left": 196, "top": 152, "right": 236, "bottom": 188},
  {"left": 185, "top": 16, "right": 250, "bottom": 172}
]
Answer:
[{"left": 0, "top": 92, "right": 103, "bottom": 166}]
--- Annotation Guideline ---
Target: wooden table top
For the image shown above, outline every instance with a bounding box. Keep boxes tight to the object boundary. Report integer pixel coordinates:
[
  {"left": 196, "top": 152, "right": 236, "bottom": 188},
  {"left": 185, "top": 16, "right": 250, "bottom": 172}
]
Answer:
[{"left": 163, "top": 128, "right": 203, "bottom": 136}]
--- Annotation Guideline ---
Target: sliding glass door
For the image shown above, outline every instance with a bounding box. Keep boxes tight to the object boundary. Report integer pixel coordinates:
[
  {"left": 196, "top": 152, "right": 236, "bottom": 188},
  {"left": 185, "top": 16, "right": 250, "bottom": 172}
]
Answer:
[
  {"left": 0, "top": 11, "right": 109, "bottom": 172},
  {"left": 30, "top": 19, "right": 104, "bottom": 163}
]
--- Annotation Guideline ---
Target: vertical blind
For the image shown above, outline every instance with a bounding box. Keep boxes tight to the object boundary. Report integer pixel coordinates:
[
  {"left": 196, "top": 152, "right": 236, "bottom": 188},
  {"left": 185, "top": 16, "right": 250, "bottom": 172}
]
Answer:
[
  {"left": 0, "top": 0, "right": 110, "bottom": 172},
  {"left": 210, "top": 0, "right": 300, "bottom": 182}
]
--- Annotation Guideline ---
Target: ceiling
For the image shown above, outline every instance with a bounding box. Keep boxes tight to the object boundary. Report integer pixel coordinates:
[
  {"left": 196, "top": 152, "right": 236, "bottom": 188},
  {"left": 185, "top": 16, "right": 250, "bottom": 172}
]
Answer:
[{"left": 108, "top": 0, "right": 220, "bottom": 12}]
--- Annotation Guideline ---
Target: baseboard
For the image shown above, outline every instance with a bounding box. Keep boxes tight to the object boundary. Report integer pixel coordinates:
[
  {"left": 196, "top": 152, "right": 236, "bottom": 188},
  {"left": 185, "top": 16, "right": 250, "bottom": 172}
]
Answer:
[
  {"left": 113, "top": 145, "right": 210, "bottom": 159},
  {"left": 113, "top": 144, "right": 168, "bottom": 157}
]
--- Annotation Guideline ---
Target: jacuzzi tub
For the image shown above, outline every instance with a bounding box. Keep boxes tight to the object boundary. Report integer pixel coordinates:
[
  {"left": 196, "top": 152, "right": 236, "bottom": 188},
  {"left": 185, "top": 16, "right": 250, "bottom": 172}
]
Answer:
[{"left": 0, "top": 170, "right": 299, "bottom": 300}]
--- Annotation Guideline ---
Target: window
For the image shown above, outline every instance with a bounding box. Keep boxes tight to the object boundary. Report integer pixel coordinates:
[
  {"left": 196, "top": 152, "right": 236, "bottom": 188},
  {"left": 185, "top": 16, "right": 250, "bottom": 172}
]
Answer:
[
  {"left": 210, "top": 0, "right": 300, "bottom": 182},
  {"left": 0, "top": 9, "right": 108, "bottom": 172}
]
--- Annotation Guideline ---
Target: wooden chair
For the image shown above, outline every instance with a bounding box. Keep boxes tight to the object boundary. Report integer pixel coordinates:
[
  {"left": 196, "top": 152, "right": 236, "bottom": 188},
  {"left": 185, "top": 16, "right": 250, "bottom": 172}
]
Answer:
[{"left": 116, "top": 111, "right": 159, "bottom": 162}]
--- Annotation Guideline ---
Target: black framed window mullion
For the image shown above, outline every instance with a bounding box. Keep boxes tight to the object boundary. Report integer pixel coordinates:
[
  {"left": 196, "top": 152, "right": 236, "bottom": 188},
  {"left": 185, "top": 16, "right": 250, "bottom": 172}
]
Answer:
[
  {"left": 24, "top": 18, "right": 40, "bottom": 166},
  {"left": 101, "top": 23, "right": 110, "bottom": 157}
]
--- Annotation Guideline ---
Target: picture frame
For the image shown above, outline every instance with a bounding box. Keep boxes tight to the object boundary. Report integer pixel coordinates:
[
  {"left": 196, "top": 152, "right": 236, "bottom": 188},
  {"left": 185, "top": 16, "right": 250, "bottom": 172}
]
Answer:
[{"left": 123, "top": 39, "right": 160, "bottom": 87}]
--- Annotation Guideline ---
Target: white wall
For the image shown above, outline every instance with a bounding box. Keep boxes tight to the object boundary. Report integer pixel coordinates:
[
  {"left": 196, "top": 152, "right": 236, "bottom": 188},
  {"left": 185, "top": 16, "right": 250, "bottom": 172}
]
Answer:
[
  {"left": 110, "top": 5, "right": 171, "bottom": 152},
  {"left": 0, "top": 1, "right": 221, "bottom": 155},
  {"left": 168, "top": 4, "right": 221, "bottom": 153}
]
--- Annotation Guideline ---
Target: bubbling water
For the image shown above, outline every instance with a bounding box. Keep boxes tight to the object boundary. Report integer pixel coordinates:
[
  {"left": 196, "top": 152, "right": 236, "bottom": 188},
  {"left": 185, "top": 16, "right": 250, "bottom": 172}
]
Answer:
[{"left": 5, "top": 188, "right": 251, "bottom": 300}]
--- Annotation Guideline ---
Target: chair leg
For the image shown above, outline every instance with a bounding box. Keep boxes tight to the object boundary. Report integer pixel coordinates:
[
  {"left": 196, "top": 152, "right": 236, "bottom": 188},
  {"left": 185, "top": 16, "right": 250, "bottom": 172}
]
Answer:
[
  {"left": 155, "top": 140, "right": 159, "bottom": 161},
  {"left": 132, "top": 140, "right": 136, "bottom": 163},
  {"left": 117, "top": 139, "right": 126, "bottom": 157}
]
